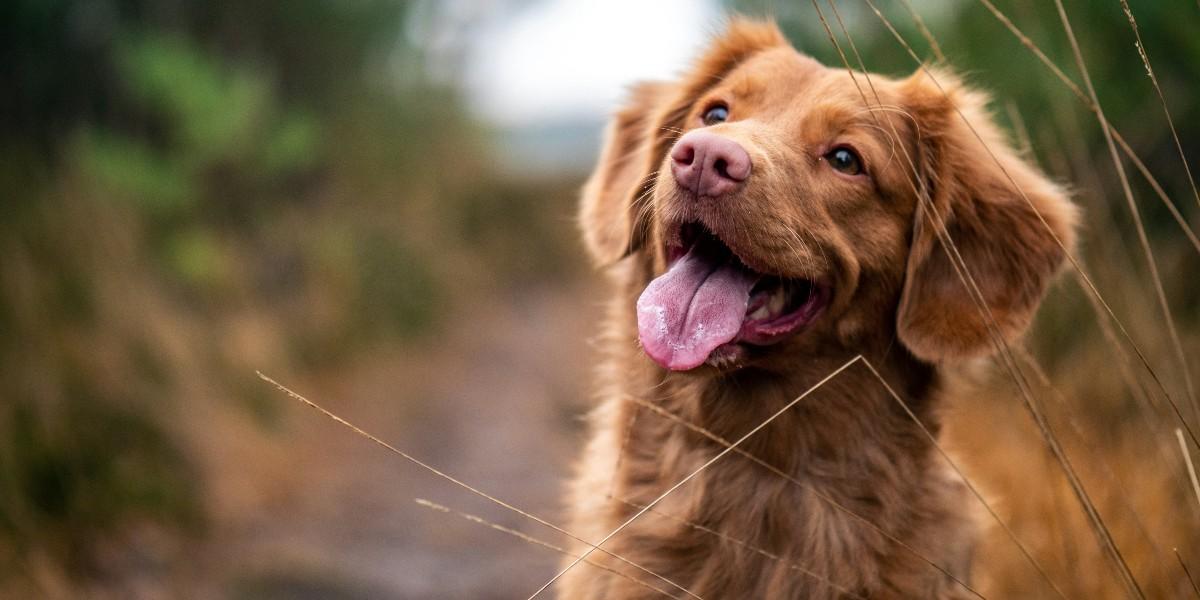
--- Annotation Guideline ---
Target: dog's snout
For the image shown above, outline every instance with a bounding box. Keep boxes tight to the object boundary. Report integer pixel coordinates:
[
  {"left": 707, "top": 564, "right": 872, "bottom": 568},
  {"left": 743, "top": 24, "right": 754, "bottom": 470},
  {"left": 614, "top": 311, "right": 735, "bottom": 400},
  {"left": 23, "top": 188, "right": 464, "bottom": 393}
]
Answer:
[{"left": 670, "top": 130, "right": 751, "bottom": 198}]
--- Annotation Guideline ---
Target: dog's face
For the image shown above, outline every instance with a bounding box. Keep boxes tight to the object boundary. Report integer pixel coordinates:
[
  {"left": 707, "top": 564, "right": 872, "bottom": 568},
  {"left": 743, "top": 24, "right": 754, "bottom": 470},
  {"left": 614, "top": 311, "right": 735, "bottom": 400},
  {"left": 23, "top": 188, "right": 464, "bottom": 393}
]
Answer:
[{"left": 581, "top": 20, "right": 1076, "bottom": 374}]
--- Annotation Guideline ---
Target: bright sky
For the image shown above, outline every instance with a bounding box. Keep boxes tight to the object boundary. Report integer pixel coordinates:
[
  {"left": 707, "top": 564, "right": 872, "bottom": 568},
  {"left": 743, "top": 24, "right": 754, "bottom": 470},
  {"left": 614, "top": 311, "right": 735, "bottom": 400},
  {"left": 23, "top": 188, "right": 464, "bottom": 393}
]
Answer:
[{"left": 465, "top": 0, "right": 721, "bottom": 127}]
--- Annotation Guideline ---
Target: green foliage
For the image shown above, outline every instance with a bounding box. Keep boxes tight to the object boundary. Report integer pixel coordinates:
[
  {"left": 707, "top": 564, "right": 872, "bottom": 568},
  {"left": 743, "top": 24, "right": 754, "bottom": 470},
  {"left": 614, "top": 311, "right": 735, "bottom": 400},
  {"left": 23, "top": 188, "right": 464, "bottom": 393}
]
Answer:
[
  {"left": 115, "top": 33, "right": 321, "bottom": 177},
  {"left": 261, "top": 111, "right": 320, "bottom": 176},
  {"left": 77, "top": 128, "right": 193, "bottom": 216},
  {"left": 90, "top": 32, "right": 322, "bottom": 216},
  {"left": 0, "top": 397, "right": 202, "bottom": 572},
  {"left": 164, "top": 227, "right": 229, "bottom": 292}
]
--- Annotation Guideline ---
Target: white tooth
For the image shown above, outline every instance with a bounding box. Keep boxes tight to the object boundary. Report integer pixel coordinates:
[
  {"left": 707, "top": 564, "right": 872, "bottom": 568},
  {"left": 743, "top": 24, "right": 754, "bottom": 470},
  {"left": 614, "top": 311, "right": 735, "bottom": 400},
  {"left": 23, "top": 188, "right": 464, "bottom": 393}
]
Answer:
[
  {"left": 749, "top": 306, "right": 769, "bottom": 320},
  {"left": 768, "top": 288, "right": 787, "bottom": 314}
]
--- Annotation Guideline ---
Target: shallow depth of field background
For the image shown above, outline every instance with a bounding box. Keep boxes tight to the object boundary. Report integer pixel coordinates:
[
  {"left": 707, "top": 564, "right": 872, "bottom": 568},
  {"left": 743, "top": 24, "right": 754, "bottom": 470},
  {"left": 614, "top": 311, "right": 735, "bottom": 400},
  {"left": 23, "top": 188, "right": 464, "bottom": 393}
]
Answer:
[{"left": 2, "top": 0, "right": 1198, "bottom": 598}]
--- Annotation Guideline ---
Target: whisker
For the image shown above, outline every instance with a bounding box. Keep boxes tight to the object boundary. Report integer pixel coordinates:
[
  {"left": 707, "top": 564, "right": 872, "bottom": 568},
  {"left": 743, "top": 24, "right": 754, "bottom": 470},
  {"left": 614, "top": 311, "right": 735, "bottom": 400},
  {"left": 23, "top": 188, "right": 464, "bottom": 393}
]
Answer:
[{"left": 856, "top": 122, "right": 899, "bottom": 171}]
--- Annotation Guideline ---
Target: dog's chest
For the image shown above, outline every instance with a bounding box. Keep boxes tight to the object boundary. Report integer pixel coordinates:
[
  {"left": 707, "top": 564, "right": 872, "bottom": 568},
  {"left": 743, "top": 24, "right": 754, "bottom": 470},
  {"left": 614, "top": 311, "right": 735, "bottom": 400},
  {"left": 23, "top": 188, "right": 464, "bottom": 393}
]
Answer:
[{"left": 603, "top": 432, "right": 972, "bottom": 599}]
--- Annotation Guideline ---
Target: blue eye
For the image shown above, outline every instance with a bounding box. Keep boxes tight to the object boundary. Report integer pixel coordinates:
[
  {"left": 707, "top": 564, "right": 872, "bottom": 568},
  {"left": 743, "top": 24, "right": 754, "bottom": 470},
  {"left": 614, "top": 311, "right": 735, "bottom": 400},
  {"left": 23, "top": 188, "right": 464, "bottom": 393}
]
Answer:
[
  {"left": 702, "top": 104, "right": 729, "bottom": 126},
  {"left": 825, "top": 147, "right": 863, "bottom": 175}
]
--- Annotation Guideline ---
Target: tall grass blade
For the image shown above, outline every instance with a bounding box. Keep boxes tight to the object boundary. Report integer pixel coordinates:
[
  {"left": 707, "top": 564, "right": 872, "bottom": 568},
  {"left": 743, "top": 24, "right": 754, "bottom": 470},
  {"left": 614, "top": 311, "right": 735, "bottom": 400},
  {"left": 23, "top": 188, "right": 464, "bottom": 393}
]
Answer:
[
  {"left": 255, "top": 371, "right": 702, "bottom": 600},
  {"left": 524, "top": 356, "right": 863, "bottom": 599}
]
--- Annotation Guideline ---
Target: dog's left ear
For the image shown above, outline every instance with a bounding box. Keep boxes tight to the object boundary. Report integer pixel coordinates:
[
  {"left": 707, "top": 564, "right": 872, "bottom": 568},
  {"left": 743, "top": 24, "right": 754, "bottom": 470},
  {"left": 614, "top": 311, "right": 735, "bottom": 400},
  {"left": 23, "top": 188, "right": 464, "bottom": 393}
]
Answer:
[
  {"left": 896, "top": 71, "right": 1079, "bottom": 362},
  {"left": 578, "top": 81, "right": 673, "bottom": 266}
]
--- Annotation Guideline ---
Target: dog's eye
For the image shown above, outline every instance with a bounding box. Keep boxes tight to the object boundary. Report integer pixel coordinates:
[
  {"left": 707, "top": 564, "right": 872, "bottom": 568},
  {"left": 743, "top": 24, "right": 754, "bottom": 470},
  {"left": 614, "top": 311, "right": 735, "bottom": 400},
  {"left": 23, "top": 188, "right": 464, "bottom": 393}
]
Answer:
[
  {"left": 825, "top": 147, "right": 863, "bottom": 175},
  {"left": 701, "top": 104, "right": 729, "bottom": 126}
]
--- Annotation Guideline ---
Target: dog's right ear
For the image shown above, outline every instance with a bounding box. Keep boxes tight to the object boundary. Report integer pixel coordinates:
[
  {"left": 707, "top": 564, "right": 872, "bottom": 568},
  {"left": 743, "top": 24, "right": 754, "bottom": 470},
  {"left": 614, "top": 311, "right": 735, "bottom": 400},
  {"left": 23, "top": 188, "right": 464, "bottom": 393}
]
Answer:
[{"left": 578, "top": 81, "right": 672, "bottom": 266}]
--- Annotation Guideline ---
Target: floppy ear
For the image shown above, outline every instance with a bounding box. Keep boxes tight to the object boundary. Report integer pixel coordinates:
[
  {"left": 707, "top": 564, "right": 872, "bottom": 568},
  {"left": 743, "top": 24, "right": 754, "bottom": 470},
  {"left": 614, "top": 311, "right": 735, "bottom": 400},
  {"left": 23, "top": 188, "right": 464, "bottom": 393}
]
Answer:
[
  {"left": 579, "top": 18, "right": 788, "bottom": 266},
  {"left": 896, "top": 72, "right": 1079, "bottom": 362},
  {"left": 579, "top": 81, "right": 673, "bottom": 265}
]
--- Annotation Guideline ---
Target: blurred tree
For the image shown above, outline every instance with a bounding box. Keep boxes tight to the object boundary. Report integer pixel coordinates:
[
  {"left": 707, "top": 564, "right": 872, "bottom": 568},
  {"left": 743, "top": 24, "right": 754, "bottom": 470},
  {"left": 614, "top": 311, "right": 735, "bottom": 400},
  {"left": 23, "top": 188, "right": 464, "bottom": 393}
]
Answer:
[{"left": 0, "top": 0, "right": 507, "bottom": 592}]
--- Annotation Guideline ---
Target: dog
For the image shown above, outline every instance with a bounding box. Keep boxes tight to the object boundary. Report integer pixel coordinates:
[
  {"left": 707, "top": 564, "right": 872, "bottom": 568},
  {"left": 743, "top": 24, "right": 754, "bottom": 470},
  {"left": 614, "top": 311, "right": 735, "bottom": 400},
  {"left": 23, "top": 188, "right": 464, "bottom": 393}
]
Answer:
[{"left": 560, "top": 18, "right": 1076, "bottom": 600}]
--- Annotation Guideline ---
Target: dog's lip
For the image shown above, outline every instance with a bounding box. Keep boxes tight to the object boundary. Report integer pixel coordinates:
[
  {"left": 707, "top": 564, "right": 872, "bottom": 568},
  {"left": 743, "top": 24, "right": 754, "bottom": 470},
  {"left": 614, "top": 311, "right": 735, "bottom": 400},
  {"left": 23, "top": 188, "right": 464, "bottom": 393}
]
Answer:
[
  {"left": 665, "top": 221, "right": 809, "bottom": 278},
  {"left": 664, "top": 220, "right": 826, "bottom": 286},
  {"left": 663, "top": 220, "right": 831, "bottom": 353},
  {"left": 738, "top": 280, "right": 829, "bottom": 345}
]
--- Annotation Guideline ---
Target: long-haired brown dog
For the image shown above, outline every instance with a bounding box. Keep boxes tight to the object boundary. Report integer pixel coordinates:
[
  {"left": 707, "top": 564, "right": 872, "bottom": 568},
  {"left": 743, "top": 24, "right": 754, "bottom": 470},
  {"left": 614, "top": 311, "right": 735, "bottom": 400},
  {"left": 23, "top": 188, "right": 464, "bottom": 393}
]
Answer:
[{"left": 561, "top": 19, "right": 1076, "bottom": 600}]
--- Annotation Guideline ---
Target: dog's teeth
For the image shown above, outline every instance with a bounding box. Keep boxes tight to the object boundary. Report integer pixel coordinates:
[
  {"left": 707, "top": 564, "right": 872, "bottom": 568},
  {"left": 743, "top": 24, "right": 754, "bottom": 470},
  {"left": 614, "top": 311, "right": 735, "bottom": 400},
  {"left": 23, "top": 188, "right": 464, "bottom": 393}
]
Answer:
[
  {"left": 768, "top": 288, "right": 787, "bottom": 314},
  {"left": 749, "top": 306, "right": 769, "bottom": 320}
]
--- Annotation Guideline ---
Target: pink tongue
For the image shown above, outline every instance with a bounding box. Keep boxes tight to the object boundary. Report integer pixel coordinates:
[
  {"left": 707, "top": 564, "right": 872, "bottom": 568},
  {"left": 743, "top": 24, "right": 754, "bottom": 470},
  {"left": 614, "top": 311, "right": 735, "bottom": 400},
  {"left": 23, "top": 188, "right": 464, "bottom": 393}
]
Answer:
[{"left": 636, "top": 246, "right": 759, "bottom": 371}]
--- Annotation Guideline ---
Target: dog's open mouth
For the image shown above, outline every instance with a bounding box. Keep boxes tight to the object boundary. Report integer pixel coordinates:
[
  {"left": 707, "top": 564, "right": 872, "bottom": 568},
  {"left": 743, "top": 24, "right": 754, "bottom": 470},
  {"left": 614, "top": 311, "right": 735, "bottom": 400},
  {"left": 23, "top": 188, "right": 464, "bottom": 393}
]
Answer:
[{"left": 636, "top": 223, "right": 830, "bottom": 371}]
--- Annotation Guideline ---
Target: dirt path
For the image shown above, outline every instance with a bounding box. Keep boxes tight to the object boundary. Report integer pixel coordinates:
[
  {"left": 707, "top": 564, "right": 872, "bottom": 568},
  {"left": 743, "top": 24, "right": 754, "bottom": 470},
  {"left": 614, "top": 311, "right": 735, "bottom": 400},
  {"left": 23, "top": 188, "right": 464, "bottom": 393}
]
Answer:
[{"left": 206, "top": 282, "right": 601, "bottom": 598}]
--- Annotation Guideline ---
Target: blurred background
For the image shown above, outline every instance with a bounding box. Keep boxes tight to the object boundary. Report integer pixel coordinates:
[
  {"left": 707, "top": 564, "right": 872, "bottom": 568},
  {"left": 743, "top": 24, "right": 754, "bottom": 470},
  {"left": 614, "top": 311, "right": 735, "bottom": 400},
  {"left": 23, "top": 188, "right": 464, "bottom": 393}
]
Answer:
[{"left": 1, "top": 0, "right": 1197, "bottom": 597}]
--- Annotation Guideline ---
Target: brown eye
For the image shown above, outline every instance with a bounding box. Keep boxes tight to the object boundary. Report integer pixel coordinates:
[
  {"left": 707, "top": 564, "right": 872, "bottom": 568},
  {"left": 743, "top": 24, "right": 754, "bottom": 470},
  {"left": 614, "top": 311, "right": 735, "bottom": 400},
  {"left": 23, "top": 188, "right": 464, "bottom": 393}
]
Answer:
[
  {"left": 824, "top": 147, "right": 863, "bottom": 175},
  {"left": 702, "top": 104, "right": 729, "bottom": 126}
]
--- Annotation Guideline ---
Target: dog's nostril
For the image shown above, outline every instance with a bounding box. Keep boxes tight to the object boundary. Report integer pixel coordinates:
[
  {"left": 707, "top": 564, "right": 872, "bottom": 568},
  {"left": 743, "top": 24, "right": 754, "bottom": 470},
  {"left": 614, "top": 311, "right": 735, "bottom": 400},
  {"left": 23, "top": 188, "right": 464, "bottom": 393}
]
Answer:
[
  {"left": 713, "top": 158, "right": 729, "bottom": 179},
  {"left": 673, "top": 145, "right": 696, "bottom": 166}
]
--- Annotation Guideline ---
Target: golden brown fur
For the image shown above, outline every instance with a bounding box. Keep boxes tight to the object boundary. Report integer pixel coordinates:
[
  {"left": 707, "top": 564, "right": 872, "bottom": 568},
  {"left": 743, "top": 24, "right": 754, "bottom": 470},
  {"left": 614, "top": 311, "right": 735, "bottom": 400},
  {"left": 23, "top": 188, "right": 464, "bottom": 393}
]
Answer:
[{"left": 563, "top": 19, "right": 1077, "bottom": 599}]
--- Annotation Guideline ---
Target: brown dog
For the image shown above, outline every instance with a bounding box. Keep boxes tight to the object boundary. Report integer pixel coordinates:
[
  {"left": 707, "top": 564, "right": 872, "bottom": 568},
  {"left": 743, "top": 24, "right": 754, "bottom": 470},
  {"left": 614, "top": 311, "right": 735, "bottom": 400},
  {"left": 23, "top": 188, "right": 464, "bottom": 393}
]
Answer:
[{"left": 561, "top": 18, "right": 1076, "bottom": 600}]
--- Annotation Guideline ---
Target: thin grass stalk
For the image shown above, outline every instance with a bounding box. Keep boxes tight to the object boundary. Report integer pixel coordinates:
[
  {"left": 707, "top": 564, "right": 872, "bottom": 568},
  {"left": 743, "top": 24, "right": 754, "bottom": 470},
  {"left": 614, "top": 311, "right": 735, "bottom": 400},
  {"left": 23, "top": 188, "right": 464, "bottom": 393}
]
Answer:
[
  {"left": 255, "top": 372, "right": 703, "bottom": 600},
  {"left": 1035, "top": 109, "right": 1156, "bottom": 414},
  {"left": 608, "top": 496, "right": 871, "bottom": 599},
  {"left": 1115, "top": 0, "right": 1200, "bottom": 213},
  {"left": 1003, "top": 101, "right": 1034, "bottom": 157},
  {"left": 972, "top": 0, "right": 1200, "bottom": 259},
  {"left": 1178, "top": 429, "right": 1200, "bottom": 515},
  {"left": 525, "top": 356, "right": 864, "bottom": 599},
  {"left": 815, "top": 3, "right": 1072, "bottom": 595},
  {"left": 620, "top": 392, "right": 985, "bottom": 599},
  {"left": 414, "top": 498, "right": 681, "bottom": 599},
  {"left": 897, "top": 0, "right": 945, "bottom": 62},
  {"left": 1017, "top": 346, "right": 1175, "bottom": 583},
  {"left": 872, "top": 0, "right": 1200, "bottom": 451},
  {"left": 860, "top": 3, "right": 1150, "bottom": 596},
  {"left": 1051, "top": 0, "right": 1198, "bottom": 452},
  {"left": 1178, "top": 548, "right": 1200, "bottom": 599},
  {"left": 868, "top": 0, "right": 1198, "bottom": 459}
]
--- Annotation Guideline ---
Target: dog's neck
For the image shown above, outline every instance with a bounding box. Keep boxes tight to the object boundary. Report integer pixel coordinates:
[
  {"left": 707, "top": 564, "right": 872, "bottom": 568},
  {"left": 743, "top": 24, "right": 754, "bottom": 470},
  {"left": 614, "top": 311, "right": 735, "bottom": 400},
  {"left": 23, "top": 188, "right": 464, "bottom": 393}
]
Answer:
[{"left": 645, "top": 340, "right": 938, "bottom": 479}]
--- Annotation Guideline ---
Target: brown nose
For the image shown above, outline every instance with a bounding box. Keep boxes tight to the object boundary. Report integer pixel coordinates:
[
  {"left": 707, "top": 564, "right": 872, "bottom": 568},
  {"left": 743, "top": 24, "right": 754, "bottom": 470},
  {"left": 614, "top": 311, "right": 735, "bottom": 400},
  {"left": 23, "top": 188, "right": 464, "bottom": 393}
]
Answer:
[{"left": 670, "top": 130, "right": 751, "bottom": 198}]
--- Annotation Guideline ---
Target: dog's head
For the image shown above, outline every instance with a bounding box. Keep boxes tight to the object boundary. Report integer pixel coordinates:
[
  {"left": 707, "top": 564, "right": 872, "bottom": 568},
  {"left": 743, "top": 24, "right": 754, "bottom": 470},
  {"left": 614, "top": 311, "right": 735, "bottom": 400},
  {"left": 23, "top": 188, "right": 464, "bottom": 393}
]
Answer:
[{"left": 581, "top": 19, "right": 1076, "bottom": 373}]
